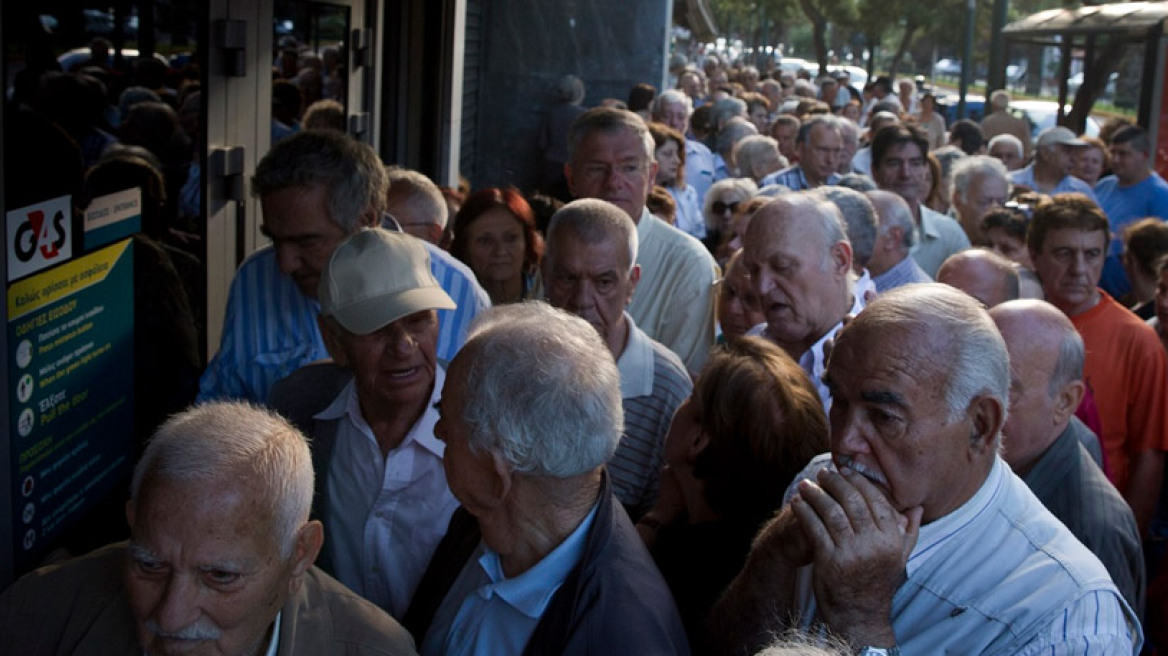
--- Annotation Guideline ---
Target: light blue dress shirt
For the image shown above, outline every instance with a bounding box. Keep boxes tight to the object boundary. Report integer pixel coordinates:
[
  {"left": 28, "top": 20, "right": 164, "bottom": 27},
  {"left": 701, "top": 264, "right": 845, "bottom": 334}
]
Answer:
[
  {"left": 421, "top": 503, "right": 600, "bottom": 656},
  {"left": 198, "top": 240, "right": 489, "bottom": 403}
]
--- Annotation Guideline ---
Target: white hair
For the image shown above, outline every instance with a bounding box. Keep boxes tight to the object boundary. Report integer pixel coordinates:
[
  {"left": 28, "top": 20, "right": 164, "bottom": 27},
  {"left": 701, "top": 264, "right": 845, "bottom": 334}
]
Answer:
[
  {"left": 568, "top": 107, "right": 655, "bottom": 167},
  {"left": 546, "top": 198, "right": 639, "bottom": 272},
  {"left": 988, "top": 133, "right": 1024, "bottom": 158},
  {"left": 458, "top": 302, "right": 623, "bottom": 476},
  {"left": 990, "top": 89, "right": 1011, "bottom": 111},
  {"left": 733, "top": 135, "right": 785, "bottom": 181},
  {"left": 704, "top": 177, "right": 759, "bottom": 230},
  {"left": 650, "top": 89, "right": 692, "bottom": 120},
  {"left": 855, "top": 283, "right": 1010, "bottom": 422},
  {"left": 385, "top": 167, "right": 449, "bottom": 229},
  {"left": 131, "top": 402, "right": 314, "bottom": 558},
  {"left": 950, "top": 155, "right": 1010, "bottom": 204}
]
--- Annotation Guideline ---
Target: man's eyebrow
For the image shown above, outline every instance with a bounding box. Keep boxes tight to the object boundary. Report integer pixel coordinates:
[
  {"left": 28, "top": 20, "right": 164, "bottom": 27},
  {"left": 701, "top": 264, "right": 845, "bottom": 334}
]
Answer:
[
  {"left": 861, "top": 390, "right": 908, "bottom": 409},
  {"left": 127, "top": 542, "right": 159, "bottom": 562}
]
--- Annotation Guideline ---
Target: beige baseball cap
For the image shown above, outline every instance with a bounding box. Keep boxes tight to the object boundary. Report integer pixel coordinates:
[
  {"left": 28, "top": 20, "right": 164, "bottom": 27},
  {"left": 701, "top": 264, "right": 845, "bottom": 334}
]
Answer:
[
  {"left": 1036, "top": 126, "right": 1086, "bottom": 148},
  {"left": 318, "top": 228, "right": 456, "bottom": 335}
]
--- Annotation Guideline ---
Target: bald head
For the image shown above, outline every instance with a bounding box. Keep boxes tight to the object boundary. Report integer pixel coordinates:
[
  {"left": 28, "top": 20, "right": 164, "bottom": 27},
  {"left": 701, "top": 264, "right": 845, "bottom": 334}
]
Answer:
[
  {"left": 936, "top": 249, "right": 1019, "bottom": 308},
  {"left": 990, "top": 300, "right": 1086, "bottom": 474}
]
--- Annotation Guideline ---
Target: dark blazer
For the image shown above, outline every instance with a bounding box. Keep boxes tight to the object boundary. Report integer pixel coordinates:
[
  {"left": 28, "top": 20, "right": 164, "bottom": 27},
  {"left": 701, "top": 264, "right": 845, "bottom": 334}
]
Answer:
[
  {"left": 0, "top": 542, "right": 418, "bottom": 655},
  {"left": 404, "top": 475, "right": 691, "bottom": 655}
]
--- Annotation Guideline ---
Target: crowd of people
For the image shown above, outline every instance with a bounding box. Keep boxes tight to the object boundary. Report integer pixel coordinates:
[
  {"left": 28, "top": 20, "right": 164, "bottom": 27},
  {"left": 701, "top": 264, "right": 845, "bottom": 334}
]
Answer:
[{"left": 5, "top": 47, "right": 1168, "bottom": 656}]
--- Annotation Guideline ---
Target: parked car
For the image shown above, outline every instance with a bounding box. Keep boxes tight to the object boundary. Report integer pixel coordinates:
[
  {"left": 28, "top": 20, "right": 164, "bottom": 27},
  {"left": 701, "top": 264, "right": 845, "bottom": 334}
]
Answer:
[
  {"left": 1009, "top": 100, "right": 1100, "bottom": 142},
  {"left": 57, "top": 47, "right": 169, "bottom": 72},
  {"left": 934, "top": 58, "right": 962, "bottom": 77}
]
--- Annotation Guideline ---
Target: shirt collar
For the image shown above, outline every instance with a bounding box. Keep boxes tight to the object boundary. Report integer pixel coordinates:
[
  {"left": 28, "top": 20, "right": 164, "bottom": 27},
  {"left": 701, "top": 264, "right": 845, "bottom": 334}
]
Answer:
[
  {"left": 315, "top": 368, "right": 447, "bottom": 458},
  {"left": 473, "top": 501, "right": 600, "bottom": 618},
  {"left": 263, "top": 612, "right": 282, "bottom": 656},
  {"left": 907, "top": 455, "right": 1005, "bottom": 577},
  {"left": 617, "top": 313, "right": 654, "bottom": 399},
  {"left": 917, "top": 204, "right": 942, "bottom": 240}
]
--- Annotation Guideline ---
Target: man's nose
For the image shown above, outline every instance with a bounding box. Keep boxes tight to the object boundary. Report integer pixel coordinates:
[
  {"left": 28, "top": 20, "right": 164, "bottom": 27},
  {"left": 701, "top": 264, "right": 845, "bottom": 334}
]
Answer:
[
  {"left": 151, "top": 575, "right": 202, "bottom": 634},
  {"left": 274, "top": 244, "right": 301, "bottom": 276}
]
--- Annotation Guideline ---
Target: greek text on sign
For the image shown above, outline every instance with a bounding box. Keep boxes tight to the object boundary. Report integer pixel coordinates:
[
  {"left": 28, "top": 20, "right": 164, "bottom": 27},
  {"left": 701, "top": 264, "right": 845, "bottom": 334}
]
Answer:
[
  {"left": 6, "top": 196, "right": 73, "bottom": 283},
  {"left": 84, "top": 188, "right": 141, "bottom": 233}
]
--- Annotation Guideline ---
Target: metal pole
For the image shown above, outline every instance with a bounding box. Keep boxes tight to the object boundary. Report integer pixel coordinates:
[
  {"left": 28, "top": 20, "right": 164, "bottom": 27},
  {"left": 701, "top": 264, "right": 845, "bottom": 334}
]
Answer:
[
  {"left": 958, "top": 0, "right": 975, "bottom": 118},
  {"left": 988, "top": 0, "right": 1009, "bottom": 92}
]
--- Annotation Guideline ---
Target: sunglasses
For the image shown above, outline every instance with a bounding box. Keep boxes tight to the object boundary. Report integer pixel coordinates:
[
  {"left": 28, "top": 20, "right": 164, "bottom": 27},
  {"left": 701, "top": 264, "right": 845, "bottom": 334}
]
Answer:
[{"left": 712, "top": 200, "right": 741, "bottom": 215}]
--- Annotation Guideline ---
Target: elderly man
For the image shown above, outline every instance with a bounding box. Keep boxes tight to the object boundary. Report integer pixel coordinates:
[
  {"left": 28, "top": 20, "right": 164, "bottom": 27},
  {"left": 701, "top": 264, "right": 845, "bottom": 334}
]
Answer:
[
  {"left": 650, "top": 89, "right": 716, "bottom": 204},
  {"left": 949, "top": 156, "right": 1010, "bottom": 243},
  {"left": 836, "top": 118, "right": 861, "bottom": 174},
  {"left": 936, "top": 248, "right": 1020, "bottom": 308},
  {"left": 981, "top": 90, "right": 1031, "bottom": 159},
  {"left": 865, "top": 190, "right": 931, "bottom": 292},
  {"left": 714, "top": 117, "right": 760, "bottom": 180},
  {"left": 710, "top": 284, "right": 1141, "bottom": 656},
  {"left": 871, "top": 124, "right": 971, "bottom": 277},
  {"left": 770, "top": 114, "right": 801, "bottom": 165},
  {"left": 760, "top": 115, "right": 841, "bottom": 190},
  {"left": 0, "top": 402, "right": 418, "bottom": 655},
  {"left": 566, "top": 107, "right": 719, "bottom": 371},
  {"left": 268, "top": 228, "right": 459, "bottom": 618},
  {"left": 1028, "top": 194, "right": 1168, "bottom": 535},
  {"left": 744, "top": 192, "right": 859, "bottom": 411},
  {"left": 404, "top": 303, "right": 689, "bottom": 655},
  {"left": 385, "top": 166, "right": 449, "bottom": 246},
  {"left": 990, "top": 299, "right": 1145, "bottom": 615},
  {"left": 542, "top": 199, "right": 692, "bottom": 518},
  {"left": 1010, "top": 127, "right": 1097, "bottom": 200},
  {"left": 1095, "top": 125, "right": 1168, "bottom": 299},
  {"left": 817, "top": 186, "right": 878, "bottom": 299},
  {"left": 198, "top": 130, "right": 488, "bottom": 404},
  {"left": 988, "top": 134, "right": 1025, "bottom": 171}
]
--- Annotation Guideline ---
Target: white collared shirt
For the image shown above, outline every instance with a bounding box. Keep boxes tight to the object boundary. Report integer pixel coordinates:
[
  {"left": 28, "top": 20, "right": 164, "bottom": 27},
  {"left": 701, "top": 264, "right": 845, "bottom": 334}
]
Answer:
[{"left": 317, "top": 368, "right": 458, "bottom": 617}]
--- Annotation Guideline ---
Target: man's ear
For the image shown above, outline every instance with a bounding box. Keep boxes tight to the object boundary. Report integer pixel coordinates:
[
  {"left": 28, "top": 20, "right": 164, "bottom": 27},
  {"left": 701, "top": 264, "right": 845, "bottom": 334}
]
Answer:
[
  {"left": 286, "top": 520, "right": 324, "bottom": 595},
  {"left": 968, "top": 393, "right": 1006, "bottom": 457},
  {"left": 490, "top": 452, "right": 515, "bottom": 504},
  {"left": 1052, "top": 379, "right": 1086, "bottom": 426},
  {"left": 627, "top": 264, "right": 642, "bottom": 305},
  {"left": 358, "top": 207, "right": 379, "bottom": 229},
  {"left": 885, "top": 226, "right": 903, "bottom": 254},
  {"left": 317, "top": 316, "right": 348, "bottom": 368},
  {"left": 427, "top": 223, "right": 445, "bottom": 245},
  {"left": 830, "top": 241, "right": 853, "bottom": 277}
]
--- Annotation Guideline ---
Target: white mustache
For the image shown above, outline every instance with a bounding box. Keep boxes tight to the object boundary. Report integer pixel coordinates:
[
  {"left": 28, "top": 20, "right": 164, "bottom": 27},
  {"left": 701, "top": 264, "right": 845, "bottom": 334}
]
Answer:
[
  {"left": 834, "top": 455, "right": 889, "bottom": 487},
  {"left": 146, "top": 618, "right": 222, "bottom": 641}
]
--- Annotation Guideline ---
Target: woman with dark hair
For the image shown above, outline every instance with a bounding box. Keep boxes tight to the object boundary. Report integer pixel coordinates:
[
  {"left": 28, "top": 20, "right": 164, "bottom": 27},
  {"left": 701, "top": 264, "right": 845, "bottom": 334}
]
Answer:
[
  {"left": 1121, "top": 218, "right": 1168, "bottom": 319},
  {"left": 637, "top": 337, "right": 829, "bottom": 651},
  {"left": 449, "top": 187, "right": 544, "bottom": 305}
]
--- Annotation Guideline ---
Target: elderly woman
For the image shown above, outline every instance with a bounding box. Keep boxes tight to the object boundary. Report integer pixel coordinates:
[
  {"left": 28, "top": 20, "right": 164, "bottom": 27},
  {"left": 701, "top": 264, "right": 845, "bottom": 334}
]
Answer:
[
  {"left": 637, "top": 336, "right": 829, "bottom": 651},
  {"left": 717, "top": 250, "right": 766, "bottom": 341},
  {"left": 702, "top": 177, "right": 758, "bottom": 258},
  {"left": 1073, "top": 135, "right": 1109, "bottom": 188},
  {"left": 648, "top": 122, "right": 705, "bottom": 240},
  {"left": 980, "top": 193, "right": 1047, "bottom": 299},
  {"left": 449, "top": 187, "right": 544, "bottom": 304},
  {"left": 732, "top": 135, "right": 786, "bottom": 185}
]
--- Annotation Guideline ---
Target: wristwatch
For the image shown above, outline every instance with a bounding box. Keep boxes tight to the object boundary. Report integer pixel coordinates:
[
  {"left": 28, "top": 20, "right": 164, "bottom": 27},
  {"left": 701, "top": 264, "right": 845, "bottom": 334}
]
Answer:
[{"left": 858, "top": 647, "right": 900, "bottom": 656}]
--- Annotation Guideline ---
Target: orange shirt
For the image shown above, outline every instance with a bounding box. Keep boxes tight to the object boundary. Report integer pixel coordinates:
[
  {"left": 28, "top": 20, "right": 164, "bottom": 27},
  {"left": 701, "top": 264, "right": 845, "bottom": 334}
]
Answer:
[{"left": 1071, "top": 291, "right": 1168, "bottom": 492}]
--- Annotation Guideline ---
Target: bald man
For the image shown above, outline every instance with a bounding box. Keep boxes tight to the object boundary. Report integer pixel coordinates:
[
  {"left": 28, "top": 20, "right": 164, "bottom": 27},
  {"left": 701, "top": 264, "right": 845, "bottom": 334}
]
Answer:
[
  {"left": 991, "top": 300, "right": 1144, "bottom": 616},
  {"left": 936, "top": 248, "right": 1019, "bottom": 308}
]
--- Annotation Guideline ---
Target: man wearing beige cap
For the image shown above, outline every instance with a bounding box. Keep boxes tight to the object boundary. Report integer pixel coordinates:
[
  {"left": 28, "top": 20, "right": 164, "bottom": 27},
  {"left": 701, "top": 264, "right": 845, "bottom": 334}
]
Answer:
[
  {"left": 270, "top": 227, "right": 459, "bottom": 620},
  {"left": 1009, "top": 126, "right": 1098, "bottom": 201}
]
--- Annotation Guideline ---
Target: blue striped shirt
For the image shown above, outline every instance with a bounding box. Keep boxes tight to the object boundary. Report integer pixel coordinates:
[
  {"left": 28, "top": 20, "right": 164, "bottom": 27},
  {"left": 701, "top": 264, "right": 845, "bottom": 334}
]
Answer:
[
  {"left": 759, "top": 164, "right": 839, "bottom": 191},
  {"left": 791, "top": 454, "right": 1141, "bottom": 654},
  {"left": 198, "top": 241, "right": 490, "bottom": 404}
]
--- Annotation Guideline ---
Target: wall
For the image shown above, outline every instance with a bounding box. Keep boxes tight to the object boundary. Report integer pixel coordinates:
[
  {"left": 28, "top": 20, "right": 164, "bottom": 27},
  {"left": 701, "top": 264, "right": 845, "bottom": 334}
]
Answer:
[{"left": 468, "top": 0, "right": 671, "bottom": 191}]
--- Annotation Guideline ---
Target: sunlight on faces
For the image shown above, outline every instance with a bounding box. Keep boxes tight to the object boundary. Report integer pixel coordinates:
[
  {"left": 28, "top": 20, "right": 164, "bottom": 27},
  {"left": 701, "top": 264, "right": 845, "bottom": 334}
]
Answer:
[
  {"left": 465, "top": 208, "right": 527, "bottom": 286},
  {"left": 126, "top": 476, "right": 309, "bottom": 656},
  {"left": 660, "top": 101, "right": 689, "bottom": 134},
  {"left": 543, "top": 229, "right": 639, "bottom": 356},
  {"left": 654, "top": 140, "right": 681, "bottom": 186},
  {"left": 800, "top": 123, "right": 842, "bottom": 184},
  {"left": 875, "top": 142, "right": 928, "bottom": 206},
  {"left": 989, "top": 142, "right": 1023, "bottom": 171},
  {"left": 566, "top": 129, "right": 657, "bottom": 220},
  {"left": 261, "top": 185, "right": 351, "bottom": 299},
  {"left": 1030, "top": 228, "right": 1106, "bottom": 316},
  {"left": 1073, "top": 146, "right": 1105, "bottom": 185},
  {"left": 953, "top": 174, "right": 1008, "bottom": 241},
  {"left": 825, "top": 321, "right": 988, "bottom": 523},
  {"left": 743, "top": 200, "right": 850, "bottom": 354}
]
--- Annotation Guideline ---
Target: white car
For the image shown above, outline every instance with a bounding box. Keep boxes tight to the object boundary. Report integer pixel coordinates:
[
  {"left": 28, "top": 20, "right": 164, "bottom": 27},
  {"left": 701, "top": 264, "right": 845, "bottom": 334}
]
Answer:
[{"left": 1008, "top": 100, "right": 1101, "bottom": 143}]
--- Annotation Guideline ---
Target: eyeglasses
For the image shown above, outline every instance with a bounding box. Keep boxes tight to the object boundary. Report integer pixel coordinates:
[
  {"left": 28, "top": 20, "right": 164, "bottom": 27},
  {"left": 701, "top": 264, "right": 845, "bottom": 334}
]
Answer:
[
  {"left": 712, "top": 200, "right": 741, "bottom": 215},
  {"left": 1003, "top": 201, "right": 1033, "bottom": 221}
]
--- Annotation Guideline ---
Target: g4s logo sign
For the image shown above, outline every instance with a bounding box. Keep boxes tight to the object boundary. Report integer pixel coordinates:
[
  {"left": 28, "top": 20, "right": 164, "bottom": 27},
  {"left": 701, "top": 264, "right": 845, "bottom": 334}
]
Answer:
[{"left": 7, "top": 196, "right": 73, "bottom": 282}]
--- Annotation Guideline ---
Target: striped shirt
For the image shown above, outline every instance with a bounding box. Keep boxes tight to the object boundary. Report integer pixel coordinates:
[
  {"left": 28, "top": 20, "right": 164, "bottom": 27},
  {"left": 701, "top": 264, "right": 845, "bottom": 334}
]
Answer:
[
  {"left": 611, "top": 315, "right": 692, "bottom": 519},
  {"left": 759, "top": 164, "right": 839, "bottom": 191},
  {"left": 792, "top": 454, "right": 1141, "bottom": 654},
  {"left": 198, "top": 242, "right": 490, "bottom": 404},
  {"left": 872, "top": 254, "right": 932, "bottom": 293}
]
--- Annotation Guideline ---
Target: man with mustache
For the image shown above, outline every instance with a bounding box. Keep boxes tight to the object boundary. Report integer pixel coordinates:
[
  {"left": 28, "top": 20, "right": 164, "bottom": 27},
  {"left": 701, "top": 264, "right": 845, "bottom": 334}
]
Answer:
[
  {"left": 1027, "top": 194, "right": 1168, "bottom": 538},
  {"left": 0, "top": 402, "right": 417, "bottom": 655},
  {"left": 710, "top": 284, "right": 1140, "bottom": 655}
]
